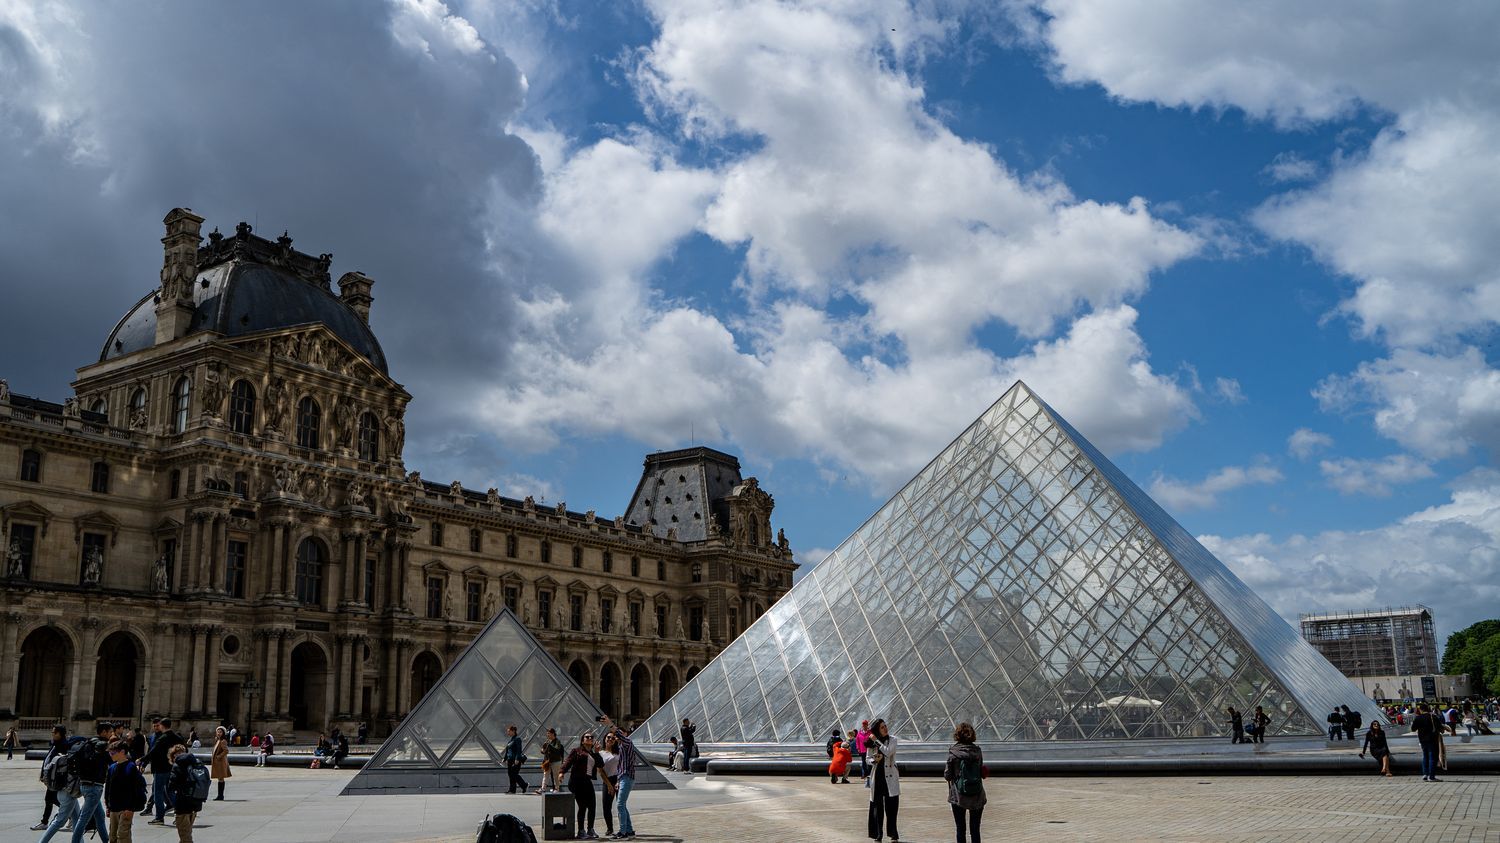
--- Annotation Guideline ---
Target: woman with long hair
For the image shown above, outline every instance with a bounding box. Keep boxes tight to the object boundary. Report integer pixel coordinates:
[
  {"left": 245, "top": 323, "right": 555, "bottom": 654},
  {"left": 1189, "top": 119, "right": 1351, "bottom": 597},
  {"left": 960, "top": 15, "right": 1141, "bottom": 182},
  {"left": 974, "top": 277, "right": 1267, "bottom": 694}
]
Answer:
[
  {"left": 865, "top": 718, "right": 900, "bottom": 842},
  {"left": 211, "top": 726, "right": 233, "bottom": 800}
]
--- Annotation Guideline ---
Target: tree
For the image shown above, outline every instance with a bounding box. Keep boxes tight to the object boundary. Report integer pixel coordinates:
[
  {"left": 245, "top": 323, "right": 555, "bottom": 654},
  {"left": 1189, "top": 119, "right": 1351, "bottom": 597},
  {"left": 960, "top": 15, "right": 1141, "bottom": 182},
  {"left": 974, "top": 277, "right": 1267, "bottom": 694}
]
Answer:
[{"left": 1441, "top": 620, "right": 1500, "bottom": 696}]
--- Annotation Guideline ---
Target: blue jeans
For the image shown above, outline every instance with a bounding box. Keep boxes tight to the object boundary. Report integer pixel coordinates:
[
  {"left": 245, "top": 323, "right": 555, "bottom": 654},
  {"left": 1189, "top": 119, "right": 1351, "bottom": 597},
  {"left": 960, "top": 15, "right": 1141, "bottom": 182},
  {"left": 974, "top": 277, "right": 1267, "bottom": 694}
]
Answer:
[
  {"left": 616, "top": 774, "right": 635, "bottom": 834},
  {"left": 72, "top": 783, "right": 107, "bottom": 843},
  {"left": 152, "top": 770, "right": 174, "bottom": 820},
  {"left": 1420, "top": 740, "right": 1439, "bottom": 778},
  {"left": 37, "top": 792, "right": 77, "bottom": 843}
]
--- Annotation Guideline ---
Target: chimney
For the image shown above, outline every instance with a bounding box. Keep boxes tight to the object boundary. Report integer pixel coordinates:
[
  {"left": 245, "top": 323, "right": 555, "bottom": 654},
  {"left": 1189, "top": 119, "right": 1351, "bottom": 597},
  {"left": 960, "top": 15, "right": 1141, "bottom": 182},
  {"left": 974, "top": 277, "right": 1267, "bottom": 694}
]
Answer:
[
  {"left": 338, "top": 271, "right": 374, "bottom": 324},
  {"left": 155, "top": 208, "right": 204, "bottom": 344}
]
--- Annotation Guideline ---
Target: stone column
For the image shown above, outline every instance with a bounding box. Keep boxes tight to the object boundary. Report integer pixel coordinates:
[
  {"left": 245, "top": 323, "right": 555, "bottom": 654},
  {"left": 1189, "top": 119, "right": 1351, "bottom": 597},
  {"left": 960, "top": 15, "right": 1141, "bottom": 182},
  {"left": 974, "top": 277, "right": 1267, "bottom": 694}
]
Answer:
[
  {"left": 351, "top": 636, "right": 367, "bottom": 720},
  {"left": 332, "top": 635, "right": 349, "bottom": 716},
  {"left": 353, "top": 534, "right": 368, "bottom": 604},
  {"left": 267, "top": 520, "right": 286, "bottom": 596},
  {"left": 203, "top": 626, "right": 222, "bottom": 717},
  {"left": 74, "top": 618, "right": 102, "bottom": 717},
  {"left": 393, "top": 639, "right": 411, "bottom": 717},
  {"left": 148, "top": 622, "right": 174, "bottom": 716},
  {"left": 259, "top": 631, "right": 279, "bottom": 718},
  {"left": 379, "top": 638, "right": 396, "bottom": 719},
  {"left": 0, "top": 612, "right": 21, "bottom": 715},
  {"left": 195, "top": 513, "right": 214, "bottom": 591},
  {"left": 206, "top": 515, "right": 225, "bottom": 593},
  {"left": 277, "top": 632, "right": 293, "bottom": 716},
  {"left": 281, "top": 523, "right": 297, "bottom": 598},
  {"left": 187, "top": 625, "right": 207, "bottom": 714}
]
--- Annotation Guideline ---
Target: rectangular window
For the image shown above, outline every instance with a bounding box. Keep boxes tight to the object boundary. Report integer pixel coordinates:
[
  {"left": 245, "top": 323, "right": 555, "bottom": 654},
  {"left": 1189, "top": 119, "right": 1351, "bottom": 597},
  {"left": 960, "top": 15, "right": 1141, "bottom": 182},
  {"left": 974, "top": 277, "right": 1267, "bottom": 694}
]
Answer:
[
  {"left": 20, "top": 449, "right": 42, "bottom": 483},
  {"left": 234, "top": 471, "right": 248, "bottom": 499},
  {"left": 430, "top": 521, "right": 443, "bottom": 547},
  {"left": 90, "top": 462, "right": 109, "bottom": 494},
  {"left": 629, "top": 602, "right": 642, "bottom": 636},
  {"left": 168, "top": 470, "right": 180, "bottom": 499},
  {"left": 630, "top": 556, "right": 640, "bottom": 577},
  {"left": 80, "top": 532, "right": 107, "bottom": 584},
  {"left": 655, "top": 605, "right": 667, "bottom": 638},
  {"left": 570, "top": 594, "right": 583, "bottom": 631},
  {"left": 426, "top": 577, "right": 444, "bottom": 619},
  {"left": 571, "top": 546, "right": 582, "bottom": 568},
  {"left": 689, "top": 605, "right": 704, "bottom": 642},
  {"left": 539, "top": 591, "right": 552, "bottom": 628},
  {"left": 225, "top": 540, "right": 248, "bottom": 598},
  {"left": 466, "top": 581, "right": 482, "bottom": 622},
  {"left": 658, "top": 559, "right": 666, "bottom": 581},
  {"left": 364, "top": 557, "right": 377, "bottom": 605},
  {"left": 601, "top": 598, "right": 614, "bottom": 633},
  {"left": 9, "top": 523, "right": 36, "bottom": 579},
  {"left": 602, "top": 551, "right": 612, "bottom": 573},
  {"left": 506, "top": 534, "right": 517, "bottom": 557},
  {"left": 504, "top": 585, "right": 519, "bottom": 615},
  {"left": 469, "top": 529, "right": 482, "bottom": 553}
]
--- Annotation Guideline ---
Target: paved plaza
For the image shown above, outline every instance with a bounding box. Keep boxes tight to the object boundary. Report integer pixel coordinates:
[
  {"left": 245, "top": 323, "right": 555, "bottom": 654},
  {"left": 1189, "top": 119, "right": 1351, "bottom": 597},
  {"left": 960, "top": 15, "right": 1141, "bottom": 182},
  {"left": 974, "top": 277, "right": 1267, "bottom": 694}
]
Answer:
[{"left": 3, "top": 756, "right": 1498, "bottom": 842}]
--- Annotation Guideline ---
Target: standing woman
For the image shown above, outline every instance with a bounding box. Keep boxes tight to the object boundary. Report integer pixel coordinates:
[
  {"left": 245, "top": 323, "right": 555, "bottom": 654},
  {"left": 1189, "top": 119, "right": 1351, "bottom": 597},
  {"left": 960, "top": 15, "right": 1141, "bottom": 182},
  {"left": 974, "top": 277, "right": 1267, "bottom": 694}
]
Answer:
[
  {"left": 211, "top": 726, "right": 232, "bottom": 800},
  {"left": 561, "top": 733, "right": 604, "bottom": 839},
  {"left": 944, "top": 722, "right": 986, "bottom": 843},
  {"left": 597, "top": 733, "right": 620, "bottom": 838},
  {"left": 856, "top": 721, "right": 871, "bottom": 781},
  {"left": 865, "top": 718, "right": 900, "bottom": 843}
]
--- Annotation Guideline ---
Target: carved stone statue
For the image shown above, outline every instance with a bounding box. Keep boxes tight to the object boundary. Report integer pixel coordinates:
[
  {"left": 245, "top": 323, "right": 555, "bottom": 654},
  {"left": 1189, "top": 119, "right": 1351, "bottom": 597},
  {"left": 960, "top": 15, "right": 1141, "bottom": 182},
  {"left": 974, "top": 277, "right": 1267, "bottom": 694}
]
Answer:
[
  {"left": 487, "top": 488, "right": 500, "bottom": 505},
  {"left": 707, "top": 516, "right": 722, "bottom": 537},
  {"left": 523, "top": 605, "right": 532, "bottom": 625},
  {"left": 555, "top": 500, "right": 567, "bottom": 516},
  {"left": 0, "top": 379, "right": 9, "bottom": 403},
  {"left": 444, "top": 591, "right": 454, "bottom": 619},
  {"left": 333, "top": 400, "right": 355, "bottom": 447},
  {"left": 151, "top": 553, "right": 170, "bottom": 592},
  {"left": 1372, "top": 683, "right": 1384, "bottom": 700},
  {"left": 777, "top": 528, "right": 789, "bottom": 550},
  {"left": 484, "top": 591, "right": 497, "bottom": 618},
  {"left": 6, "top": 539, "right": 25, "bottom": 578},
  {"left": 385, "top": 414, "right": 406, "bottom": 458},
  {"left": 272, "top": 465, "right": 296, "bottom": 495},
  {"left": 450, "top": 480, "right": 463, "bottom": 497},
  {"left": 407, "top": 470, "right": 421, "bottom": 485},
  {"left": 523, "top": 496, "right": 536, "bottom": 512},
  {"left": 263, "top": 378, "right": 289, "bottom": 432},
  {"left": 62, "top": 397, "right": 81, "bottom": 418},
  {"left": 699, "top": 614, "right": 711, "bottom": 643},
  {"left": 82, "top": 546, "right": 103, "bottom": 586},
  {"left": 613, "top": 515, "right": 625, "bottom": 529},
  {"left": 199, "top": 365, "right": 226, "bottom": 421},
  {"left": 675, "top": 615, "right": 687, "bottom": 640},
  {"left": 588, "top": 607, "right": 599, "bottom": 633},
  {"left": 130, "top": 405, "right": 148, "bottom": 431},
  {"left": 346, "top": 480, "right": 368, "bottom": 510}
]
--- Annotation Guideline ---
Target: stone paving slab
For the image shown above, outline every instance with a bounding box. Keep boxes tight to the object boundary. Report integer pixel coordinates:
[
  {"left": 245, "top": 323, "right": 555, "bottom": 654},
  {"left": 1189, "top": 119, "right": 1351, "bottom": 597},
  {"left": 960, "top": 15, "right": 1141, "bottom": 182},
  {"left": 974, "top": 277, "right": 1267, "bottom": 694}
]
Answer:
[{"left": 2, "top": 755, "right": 1496, "bottom": 842}]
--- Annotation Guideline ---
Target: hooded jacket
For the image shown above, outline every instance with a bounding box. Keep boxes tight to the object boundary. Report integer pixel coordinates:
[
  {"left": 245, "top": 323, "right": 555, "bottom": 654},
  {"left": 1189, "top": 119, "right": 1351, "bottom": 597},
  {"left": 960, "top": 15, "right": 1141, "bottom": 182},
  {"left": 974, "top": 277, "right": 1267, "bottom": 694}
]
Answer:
[
  {"left": 829, "top": 741, "right": 852, "bottom": 776},
  {"left": 944, "top": 741, "right": 987, "bottom": 810}
]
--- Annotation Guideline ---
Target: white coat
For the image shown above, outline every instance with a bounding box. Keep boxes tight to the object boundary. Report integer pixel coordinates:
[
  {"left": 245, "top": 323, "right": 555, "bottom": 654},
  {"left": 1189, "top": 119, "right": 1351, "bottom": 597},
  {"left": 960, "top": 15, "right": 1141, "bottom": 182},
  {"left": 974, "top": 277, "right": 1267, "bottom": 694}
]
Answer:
[{"left": 866, "top": 733, "right": 900, "bottom": 799}]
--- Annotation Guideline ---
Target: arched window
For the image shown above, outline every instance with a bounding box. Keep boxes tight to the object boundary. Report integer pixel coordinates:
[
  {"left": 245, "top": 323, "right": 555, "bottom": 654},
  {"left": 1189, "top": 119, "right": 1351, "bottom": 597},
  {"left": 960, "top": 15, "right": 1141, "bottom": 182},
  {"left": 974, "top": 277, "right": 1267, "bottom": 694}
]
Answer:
[
  {"left": 357, "top": 412, "right": 380, "bottom": 461},
  {"left": 171, "top": 376, "right": 192, "bottom": 434},
  {"left": 128, "top": 388, "right": 147, "bottom": 424},
  {"left": 295, "top": 538, "right": 325, "bottom": 606},
  {"left": 229, "top": 380, "right": 256, "bottom": 435},
  {"left": 88, "top": 398, "right": 108, "bottom": 418},
  {"left": 20, "top": 449, "right": 41, "bottom": 482},
  {"left": 295, "top": 396, "right": 321, "bottom": 449},
  {"left": 90, "top": 461, "right": 110, "bottom": 494}
]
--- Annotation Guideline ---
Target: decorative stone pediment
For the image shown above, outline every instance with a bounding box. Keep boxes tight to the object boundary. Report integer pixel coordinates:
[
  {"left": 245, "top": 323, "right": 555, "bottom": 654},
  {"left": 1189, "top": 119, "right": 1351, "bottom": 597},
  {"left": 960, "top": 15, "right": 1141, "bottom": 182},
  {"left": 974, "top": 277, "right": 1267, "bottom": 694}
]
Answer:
[
  {"left": 73, "top": 510, "right": 124, "bottom": 547},
  {"left": 153, "top": 516, "right": 183, "bottom": 536},
  {"left": 565, "top": 579, "right": 589, "bottom": 594},
  {"left": 228, "top": 325, "right": 388, "bottom": 384},
  {"left": 1, "top": 500, "right": 54, "bottom": 536},
  {"left": 533, "top": 574, "right": 559, "bottom": 589}
]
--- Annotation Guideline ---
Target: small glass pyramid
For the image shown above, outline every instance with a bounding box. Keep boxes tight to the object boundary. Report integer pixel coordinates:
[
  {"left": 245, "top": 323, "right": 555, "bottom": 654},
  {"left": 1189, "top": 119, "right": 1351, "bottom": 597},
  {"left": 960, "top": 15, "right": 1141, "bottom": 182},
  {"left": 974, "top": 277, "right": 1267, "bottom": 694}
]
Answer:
[
  {"left": 343, "top": 608, "right": 604, "bottom": 793},
  {"left": 641, "top": 382, "right": 1379, "bottom": 745}
]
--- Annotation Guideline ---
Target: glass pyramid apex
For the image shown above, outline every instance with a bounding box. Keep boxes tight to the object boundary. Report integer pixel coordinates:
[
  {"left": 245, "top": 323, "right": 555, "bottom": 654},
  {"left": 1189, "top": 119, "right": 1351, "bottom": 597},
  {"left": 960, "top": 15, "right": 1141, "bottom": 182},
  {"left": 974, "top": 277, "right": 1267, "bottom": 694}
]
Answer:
[{"left": 642, "top": 381, "right": 1380, "bottom": 746}]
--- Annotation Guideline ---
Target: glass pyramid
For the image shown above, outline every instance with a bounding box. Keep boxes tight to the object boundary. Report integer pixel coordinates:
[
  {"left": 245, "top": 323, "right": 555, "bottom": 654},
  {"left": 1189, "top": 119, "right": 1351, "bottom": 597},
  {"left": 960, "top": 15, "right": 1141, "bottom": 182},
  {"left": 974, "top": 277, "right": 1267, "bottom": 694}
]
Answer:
[
  {"left": 641, "top": 382, "right": 1379, "bottom": 746},
  {"left": 343, "top": 608, "right": 605, "bottom": 794}
]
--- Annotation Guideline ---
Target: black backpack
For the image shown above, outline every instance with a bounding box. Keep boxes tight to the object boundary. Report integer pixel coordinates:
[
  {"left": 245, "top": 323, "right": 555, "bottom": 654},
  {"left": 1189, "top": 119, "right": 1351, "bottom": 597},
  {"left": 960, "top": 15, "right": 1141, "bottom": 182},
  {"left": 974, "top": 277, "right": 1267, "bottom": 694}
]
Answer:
[
  {"left": 65, "top": 738, "right": 104, "bottom": 786},
  {"left": 476, "top": 813, "right": 538, "bottom": 843}
]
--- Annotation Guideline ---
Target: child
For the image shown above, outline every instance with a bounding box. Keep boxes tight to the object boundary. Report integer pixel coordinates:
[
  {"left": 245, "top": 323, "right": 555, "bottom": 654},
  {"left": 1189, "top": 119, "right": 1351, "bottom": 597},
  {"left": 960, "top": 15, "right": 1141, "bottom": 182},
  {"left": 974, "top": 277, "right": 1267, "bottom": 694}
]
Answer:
[
  {"left": 829, "top": 737, "right": 852, "bottom": 784},
  {"left": 667, "top": 736, "right": 681, "bottom": 772},
  {"left": 105, "top": 738, "right": 148, "bottom": 843}
]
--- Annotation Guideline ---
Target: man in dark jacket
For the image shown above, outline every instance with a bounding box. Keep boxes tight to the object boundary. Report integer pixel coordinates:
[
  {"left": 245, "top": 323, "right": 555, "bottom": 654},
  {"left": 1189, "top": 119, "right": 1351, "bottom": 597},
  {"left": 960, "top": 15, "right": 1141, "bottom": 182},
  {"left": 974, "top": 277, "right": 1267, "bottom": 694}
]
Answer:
[
  {"left": 167, "top": 745, "right": 205, "bottom": 842},
  {"left": 680, "top": 719, "right": 697, "bottom": 771},
  {"left": 67, "top": 721, "right": 114, "bottom": 843},
  {"left": 1326, "top": 709, "right": 1343, "bottom": 741},
  {"left": 143, "top": 718, "right": 184, "bottom": 825},
  {"left": 32, "top": 726, "right": 73, "bottom": 831},
  {"left": 502, "top": 724, "right": 528, "bottom": 794},
  {"left": 1342, "top": 706, "right": 1361, "bottom": 741},
  {"left": 1411, "top": 704, "right": 1445, "bottom": 781}
]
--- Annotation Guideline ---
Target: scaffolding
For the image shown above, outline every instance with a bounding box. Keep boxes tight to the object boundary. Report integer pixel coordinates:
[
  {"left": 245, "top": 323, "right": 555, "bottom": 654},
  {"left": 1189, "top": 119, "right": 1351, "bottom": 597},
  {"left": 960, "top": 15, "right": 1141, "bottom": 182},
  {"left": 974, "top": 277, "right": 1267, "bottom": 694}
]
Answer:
[{"left": 1299, "top": 606, "right": 1438, "bottom": 677}]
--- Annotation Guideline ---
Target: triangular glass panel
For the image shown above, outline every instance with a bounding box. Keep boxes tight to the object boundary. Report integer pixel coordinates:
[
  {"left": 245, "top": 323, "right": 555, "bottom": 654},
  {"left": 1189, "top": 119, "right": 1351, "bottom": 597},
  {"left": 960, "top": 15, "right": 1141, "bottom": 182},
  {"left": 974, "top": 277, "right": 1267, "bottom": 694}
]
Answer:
[{"left": 639, "top": 382, "right": 1381, "bottom": 747}]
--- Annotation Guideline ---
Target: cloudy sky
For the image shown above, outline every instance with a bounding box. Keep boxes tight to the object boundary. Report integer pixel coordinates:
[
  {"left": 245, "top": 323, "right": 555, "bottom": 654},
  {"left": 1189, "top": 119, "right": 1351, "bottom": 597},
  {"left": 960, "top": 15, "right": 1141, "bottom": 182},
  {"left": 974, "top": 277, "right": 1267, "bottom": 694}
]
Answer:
[{"left": 2, "top": 0, "right": 1496, "bottom": 643}]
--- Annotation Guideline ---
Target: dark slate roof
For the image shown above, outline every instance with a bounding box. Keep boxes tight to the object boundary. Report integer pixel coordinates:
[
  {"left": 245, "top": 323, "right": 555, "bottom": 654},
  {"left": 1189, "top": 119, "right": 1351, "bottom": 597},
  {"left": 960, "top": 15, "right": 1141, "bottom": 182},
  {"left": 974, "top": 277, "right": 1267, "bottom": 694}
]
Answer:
[
  {"left": 100, "top": 227, "right": 388, "bottom": 374},
  {"left": 624, "top": 447, "right": 743, "bottom": 541}
]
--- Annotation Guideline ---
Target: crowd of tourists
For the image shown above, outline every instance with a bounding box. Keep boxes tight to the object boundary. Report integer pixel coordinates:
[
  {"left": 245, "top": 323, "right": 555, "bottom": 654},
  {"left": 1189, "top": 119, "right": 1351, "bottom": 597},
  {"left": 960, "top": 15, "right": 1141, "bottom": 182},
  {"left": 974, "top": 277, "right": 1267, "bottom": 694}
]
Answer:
[
  {"left": 23, "top": 717, "right": 229, "bottom": 843},
  {"left": 501, "top": 715, "right": 642, "bottom": 840}
]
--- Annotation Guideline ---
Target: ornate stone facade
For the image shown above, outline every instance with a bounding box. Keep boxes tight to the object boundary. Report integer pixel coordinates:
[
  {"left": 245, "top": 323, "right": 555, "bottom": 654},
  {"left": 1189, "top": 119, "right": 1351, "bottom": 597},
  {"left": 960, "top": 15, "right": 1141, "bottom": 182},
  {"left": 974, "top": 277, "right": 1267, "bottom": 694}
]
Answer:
[{"left": 0, "top": 210, "right": 794, "bottom": 740}]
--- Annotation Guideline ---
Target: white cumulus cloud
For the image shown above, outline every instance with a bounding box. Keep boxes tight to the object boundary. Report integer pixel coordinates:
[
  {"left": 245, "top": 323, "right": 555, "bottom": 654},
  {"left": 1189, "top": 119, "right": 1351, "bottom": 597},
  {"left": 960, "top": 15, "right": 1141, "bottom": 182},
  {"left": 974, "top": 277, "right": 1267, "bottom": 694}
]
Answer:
[
  {"left": 1319, "top": 454, "right": 1436, "bottom": 497},
  {"left": 1149, "top": 461, "right": 1282, "bottom": 511},
  {"left": 1287, "top": 428, "right": 1334, "bottom": 460}
]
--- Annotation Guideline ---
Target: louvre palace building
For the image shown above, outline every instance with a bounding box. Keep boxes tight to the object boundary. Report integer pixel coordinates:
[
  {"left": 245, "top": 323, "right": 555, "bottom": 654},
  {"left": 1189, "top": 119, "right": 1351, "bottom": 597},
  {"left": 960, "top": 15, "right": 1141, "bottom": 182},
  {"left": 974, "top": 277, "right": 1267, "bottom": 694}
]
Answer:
[{"left": 0, "top": 208, "right": 795, "bottom": 740}]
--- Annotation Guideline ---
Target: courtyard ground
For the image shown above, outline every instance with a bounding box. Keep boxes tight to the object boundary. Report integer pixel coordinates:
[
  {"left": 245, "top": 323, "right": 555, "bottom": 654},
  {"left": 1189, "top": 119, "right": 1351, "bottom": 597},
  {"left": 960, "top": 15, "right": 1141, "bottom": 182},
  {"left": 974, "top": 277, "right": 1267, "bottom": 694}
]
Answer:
[{"left": 2, "top": 755, "right": 1497, "bottom": 842}]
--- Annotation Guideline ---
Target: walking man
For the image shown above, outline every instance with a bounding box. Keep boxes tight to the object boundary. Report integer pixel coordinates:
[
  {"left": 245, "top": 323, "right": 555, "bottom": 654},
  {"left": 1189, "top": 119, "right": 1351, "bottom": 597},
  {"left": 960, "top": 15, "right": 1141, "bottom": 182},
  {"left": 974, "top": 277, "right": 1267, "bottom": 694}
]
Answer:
[
  {"left": 5, "top": 725, "right": 18, "bottom": 760},
  {"left": 1342, "top": 705, "right": 1361, "bottom": 741},
  {"left": 1227, "top": 707, "right": 1244, "bottom": 744},
  {"left": 143, "top": 718, "right": 184, "bottom": 825},
  {"left": 1251, "top": 706, "right": 1271, "bottom": 743},
  {"left": 679, "top": 718, "right": 697, "bottom": 773},
  {"left": 67, "top": 721, "right": 114, "bottom": 843},
  {"left": 503, "top": 725, "right": 529, "bottom": 794},
  {"left": 599, "top": 715, "right": 638, "bottom": 840},
  {"left": 1412, "top": 704, "right": 1444, "bottom": 782}
]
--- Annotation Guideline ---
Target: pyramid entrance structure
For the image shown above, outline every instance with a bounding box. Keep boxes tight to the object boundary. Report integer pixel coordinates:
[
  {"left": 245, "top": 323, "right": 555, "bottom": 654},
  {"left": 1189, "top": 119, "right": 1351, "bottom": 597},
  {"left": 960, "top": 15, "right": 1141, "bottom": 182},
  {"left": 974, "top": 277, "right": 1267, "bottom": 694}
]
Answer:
[
  {"left": 344, "top": 608, "right": 669, "bottom": 793},
  {"left": 640, "top": 382, "right": 1380, "bottom": 747}
]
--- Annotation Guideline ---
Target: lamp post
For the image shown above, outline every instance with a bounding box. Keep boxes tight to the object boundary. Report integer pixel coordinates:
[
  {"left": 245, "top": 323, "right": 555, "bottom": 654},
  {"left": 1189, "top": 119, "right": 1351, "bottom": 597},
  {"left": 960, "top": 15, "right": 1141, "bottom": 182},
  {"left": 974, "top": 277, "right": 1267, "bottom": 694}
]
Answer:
[
  {"left": 137, "top": 684, "right": 148, "bottom": 731},
  {"left": 1356, "top": 660, "right": 1367, "bottom": 697},
  {"left": 242, "top": 679, "right": 262, "bottom": 743}
]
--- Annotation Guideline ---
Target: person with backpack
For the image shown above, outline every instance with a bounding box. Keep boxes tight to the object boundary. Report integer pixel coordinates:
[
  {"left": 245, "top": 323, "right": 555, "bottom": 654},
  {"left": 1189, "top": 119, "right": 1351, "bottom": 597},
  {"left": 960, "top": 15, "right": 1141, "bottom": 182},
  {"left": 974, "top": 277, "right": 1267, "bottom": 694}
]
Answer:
[
  {"left": 62, "top": 721, "right": 114, "bottom": 843},
  {"left": 503, "top": 725, "right": 529, "bottom": 794},
  {"left": 1326, "top": 709, "right": 1343, "bottom": 741},
  {"left": 679, "top": 718, "right": 696, "bottom": 773},
  {"left": 824, "top": 727, "right": 842, "bottom": 762},
  {"left": 1343, "top": 706, "right": 1362, "bottom": 741},
  {"left": 829, "top": 737, "right": 852, "bottom": 784},
  {"left": 167, "top": 744, "right": 208, "bottom": 841},
  {"left": 143, "top": 718, "right": 184, "bottom": 825},
  {"left": 35, "top": 726, "right": 83, "bottom": 840},
  {"left": 5, "top": 725, "right": 19, "bottom": 760},
  {"left": 210, "top": 727, "right": 232, "bottom": 800},
  {"left": 105, "top": 739, "right": 147, "bottom": 842},
  {"left": 944, "top": 721, "right": 987, "bottom": 843},
  {"left": 127, "top": 728, "right": 146, "bottom": 763},
  {"left": 561, "top": 732, "right": 605, "bottom": 839}
]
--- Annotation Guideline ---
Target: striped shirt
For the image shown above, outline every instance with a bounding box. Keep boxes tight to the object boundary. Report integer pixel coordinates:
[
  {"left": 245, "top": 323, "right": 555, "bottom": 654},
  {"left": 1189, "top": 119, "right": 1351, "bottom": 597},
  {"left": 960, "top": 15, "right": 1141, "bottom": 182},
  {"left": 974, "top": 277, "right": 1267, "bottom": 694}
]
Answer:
[{"left": 615, "top": 731, "right": 638, "bottom": 778}]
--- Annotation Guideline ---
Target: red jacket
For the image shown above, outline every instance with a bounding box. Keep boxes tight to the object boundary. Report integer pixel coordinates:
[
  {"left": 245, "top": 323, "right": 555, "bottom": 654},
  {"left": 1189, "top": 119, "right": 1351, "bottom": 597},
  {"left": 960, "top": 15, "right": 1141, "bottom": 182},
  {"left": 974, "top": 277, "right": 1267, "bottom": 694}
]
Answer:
[{"left": 829, "top": 742, "right": 852, "bottom": 776}]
